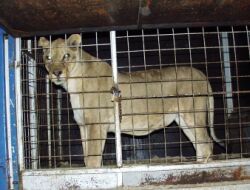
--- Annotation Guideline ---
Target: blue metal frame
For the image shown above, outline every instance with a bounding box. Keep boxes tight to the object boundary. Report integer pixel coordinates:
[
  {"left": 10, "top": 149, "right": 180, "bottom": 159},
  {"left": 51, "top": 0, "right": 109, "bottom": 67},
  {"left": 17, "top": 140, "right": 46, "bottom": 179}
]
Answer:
[
  {"left": 0, "top": 27, "right": 8, "bottom": 190},
  {"left": 8, "top": 34, "right": 19, "bottom": 190},
  {"left": 0, "top": 28, "right": 19, "bottom": 189}
]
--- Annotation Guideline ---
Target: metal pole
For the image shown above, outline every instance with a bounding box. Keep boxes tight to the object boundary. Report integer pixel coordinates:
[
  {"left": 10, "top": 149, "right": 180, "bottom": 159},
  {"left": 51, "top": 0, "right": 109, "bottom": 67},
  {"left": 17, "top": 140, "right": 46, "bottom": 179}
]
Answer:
[
  {"left": 46, "top": 75, "right": 52, "bottom": 167},
  {"left": 221, "top": 32, "right": 233, "bottom": 116},
  {"left": 15, "top": 38, "right": 24, "bottom": 171},
  {"left": 0, "top": 28, "right": 8, "bottom": 190},
  {"left": 4, "top": 35, "right": 14, "bottom": 190},
  {"left": 110, "top": 31, "right": 123, "bottom": 168},
  {"left": 57, "top": 89, "right": 63, "bottom": 161},
  {"left": 27, "top": 40, "right": 38, "bottom": 169}
]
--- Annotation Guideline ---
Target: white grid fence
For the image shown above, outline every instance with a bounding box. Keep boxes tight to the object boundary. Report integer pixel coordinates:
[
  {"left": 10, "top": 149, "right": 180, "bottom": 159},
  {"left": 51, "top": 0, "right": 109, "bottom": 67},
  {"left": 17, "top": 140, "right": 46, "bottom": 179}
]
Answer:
[{"left": 19, "top": 26, "right": 250, "bottom": 170}]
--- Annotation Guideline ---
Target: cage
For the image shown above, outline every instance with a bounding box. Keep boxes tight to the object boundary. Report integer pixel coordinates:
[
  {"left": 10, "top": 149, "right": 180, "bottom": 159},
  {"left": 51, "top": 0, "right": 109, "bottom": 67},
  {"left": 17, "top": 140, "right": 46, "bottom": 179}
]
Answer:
[
  {"left": 16, "top": 26, "right": 250, "bottom": 189},
  {"left": 1, "top": 1, "right": 250, "bottom": 189}
]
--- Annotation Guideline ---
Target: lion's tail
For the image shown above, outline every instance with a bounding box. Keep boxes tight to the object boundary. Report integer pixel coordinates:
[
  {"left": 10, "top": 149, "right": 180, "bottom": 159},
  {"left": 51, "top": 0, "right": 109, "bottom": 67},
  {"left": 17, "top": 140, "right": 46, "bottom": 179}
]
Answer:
[{"left": 208, "top": 85, "right": 224, "bottom": 147}]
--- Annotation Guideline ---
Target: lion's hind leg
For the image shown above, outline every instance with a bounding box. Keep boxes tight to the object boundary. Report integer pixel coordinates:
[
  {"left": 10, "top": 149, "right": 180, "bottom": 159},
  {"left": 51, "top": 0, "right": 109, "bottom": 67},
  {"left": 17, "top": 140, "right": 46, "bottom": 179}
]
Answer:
[
  {"left": 176, "top": 113, "right": 213, "bottom": 162},
  {"left": 194, "top": 112, "right": 213, "bottom": 162}
]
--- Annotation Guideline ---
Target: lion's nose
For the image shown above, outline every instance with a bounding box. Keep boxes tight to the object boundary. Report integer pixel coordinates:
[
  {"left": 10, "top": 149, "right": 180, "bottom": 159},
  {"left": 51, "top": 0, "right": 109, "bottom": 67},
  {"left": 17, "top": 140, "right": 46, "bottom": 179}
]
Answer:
[{"left": 53, "top": 70, "right": 62, "bottom": 77}]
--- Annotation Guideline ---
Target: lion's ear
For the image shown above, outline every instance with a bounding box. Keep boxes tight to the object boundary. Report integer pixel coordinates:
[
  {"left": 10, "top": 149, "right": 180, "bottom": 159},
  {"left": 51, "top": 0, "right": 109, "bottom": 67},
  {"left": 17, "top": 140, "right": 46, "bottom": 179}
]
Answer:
[
  {"left": 67, "top": 34, "right": 81, "bottom": 47},
  {"left": 38, "top": 37, "right": 49, "bottom": 48}
]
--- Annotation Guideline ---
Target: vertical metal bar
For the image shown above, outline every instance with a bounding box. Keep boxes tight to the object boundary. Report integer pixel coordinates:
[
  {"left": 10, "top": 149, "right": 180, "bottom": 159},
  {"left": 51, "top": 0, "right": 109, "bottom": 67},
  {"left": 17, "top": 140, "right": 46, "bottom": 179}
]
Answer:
[
  {"left": 0, "top": 28, "right": 8, "bottom": 190},
  {"left": 7, "top": 35, "right": 19, "bottom": 190},
  {"left": 246, "top": 26, "right": 250, "bottom": 140},
  {"left": 57, "top": 89, "right": 63, "bottom": 161},
  {"left": 15, "top": 38, "right": 24, "bottom": 171},
  {"left": 231, "top": 27, "right": 243, "bottom": 158},
  {"left": 46, "top": 76, "right": 52, "bottom": 167},
  {"left": 4, "top": 34, "right": 19, "bottom": 190},
  {"left": 110, "top": 31, "right": 122, "bottom": 168},
  {"left": 95, "top": 32, "right": 99, "bottom": 59},
  {"left": 27, "top": 40, "right": 38, "bottom": 169},
  {"left": 221, "top": 32, "right": 233, "bottom": 116},
  {"left": 141, "top": 29, "right": 151, "bottom": 162},
  {"left": 246, "top": 26, "right": 250, "bottom": 59},
  {"left": 126, "top": 31, "right": 137, "bottom": 163},
  {"left": 217, "top": 27, "right": 229, "bottom": 158},
  {"left": 172, "top": 28, "right": 185, "bottom": 161},
  {"left": 4, "top": 35, "right": 14, "bottom": 189},
  {"left": 156, "top": 28, "right": 168, "bottom": 163}
]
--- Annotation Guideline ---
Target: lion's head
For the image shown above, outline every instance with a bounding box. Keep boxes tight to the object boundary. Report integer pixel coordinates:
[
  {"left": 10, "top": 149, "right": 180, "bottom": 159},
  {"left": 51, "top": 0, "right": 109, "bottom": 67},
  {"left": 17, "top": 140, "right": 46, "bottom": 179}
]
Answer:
[{"left": 38, "top": 34, "right": 81, "bottom": 85}]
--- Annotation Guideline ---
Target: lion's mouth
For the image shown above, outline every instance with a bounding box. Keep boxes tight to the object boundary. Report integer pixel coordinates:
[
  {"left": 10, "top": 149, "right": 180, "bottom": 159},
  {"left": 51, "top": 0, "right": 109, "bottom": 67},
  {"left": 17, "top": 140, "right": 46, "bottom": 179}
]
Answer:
[
  {"left": 50, "top": 74, "right": 64, "bottom": 85},
  {"left": 56, "top": 75, "right": 61, "bottom": 81},
  {"left": 54, "top": 78, "right": 64, "bottom": 85}
]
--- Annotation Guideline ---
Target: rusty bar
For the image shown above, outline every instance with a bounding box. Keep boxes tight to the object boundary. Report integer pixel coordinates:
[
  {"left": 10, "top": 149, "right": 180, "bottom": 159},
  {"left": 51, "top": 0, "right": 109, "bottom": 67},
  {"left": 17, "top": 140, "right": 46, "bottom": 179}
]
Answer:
[{"left": 140, "top": 167, "right": 243, "bottom": 185}]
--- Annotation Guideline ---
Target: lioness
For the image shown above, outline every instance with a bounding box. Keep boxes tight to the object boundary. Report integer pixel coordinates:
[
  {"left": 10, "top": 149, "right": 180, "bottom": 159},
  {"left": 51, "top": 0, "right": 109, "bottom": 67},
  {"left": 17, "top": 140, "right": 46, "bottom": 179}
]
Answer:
[{"left": 39, "top": 34, "right": 222, "bottom": 167}]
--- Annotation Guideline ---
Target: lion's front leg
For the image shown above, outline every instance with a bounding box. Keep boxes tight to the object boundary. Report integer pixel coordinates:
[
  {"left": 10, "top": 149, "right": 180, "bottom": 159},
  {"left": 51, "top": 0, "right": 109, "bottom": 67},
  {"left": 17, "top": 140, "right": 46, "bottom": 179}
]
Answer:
[{"left": 79, "top": 125, "right": 108, "bottom": 168}]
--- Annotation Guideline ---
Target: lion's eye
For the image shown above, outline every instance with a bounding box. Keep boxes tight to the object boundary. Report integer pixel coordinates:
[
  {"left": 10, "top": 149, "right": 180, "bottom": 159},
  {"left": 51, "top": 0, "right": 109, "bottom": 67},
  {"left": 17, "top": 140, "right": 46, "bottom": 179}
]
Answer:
[
  {"left": 63, "top": 53, "right": 70, "bottom": 60},
  {"left": 46, "top": 55, "right": 52, "bottom": 61}
]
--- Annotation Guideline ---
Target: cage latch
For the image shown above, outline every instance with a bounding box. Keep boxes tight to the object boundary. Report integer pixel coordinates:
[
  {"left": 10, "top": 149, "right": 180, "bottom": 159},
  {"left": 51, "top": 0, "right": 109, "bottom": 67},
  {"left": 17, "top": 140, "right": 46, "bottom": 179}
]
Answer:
[{"left": 110, "top": 86, "right": 122, "bottom": 122}]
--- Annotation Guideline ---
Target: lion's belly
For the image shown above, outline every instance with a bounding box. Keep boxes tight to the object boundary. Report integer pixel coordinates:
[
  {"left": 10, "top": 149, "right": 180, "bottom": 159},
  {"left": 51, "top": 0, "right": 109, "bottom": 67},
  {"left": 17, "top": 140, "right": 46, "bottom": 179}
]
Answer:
[
  {"left": 118, "top": 97, "right": 187, "bottom": 135},
  {"left": 120, "top": 113, "right": 178, "bottom": 136}
]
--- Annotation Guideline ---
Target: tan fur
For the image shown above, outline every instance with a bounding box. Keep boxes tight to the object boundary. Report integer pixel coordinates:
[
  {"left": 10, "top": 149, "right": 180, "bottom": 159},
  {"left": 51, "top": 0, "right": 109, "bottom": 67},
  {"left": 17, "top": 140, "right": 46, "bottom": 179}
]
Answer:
[{"left": 39, "top": 34, "right": 221, "bottom": 168}]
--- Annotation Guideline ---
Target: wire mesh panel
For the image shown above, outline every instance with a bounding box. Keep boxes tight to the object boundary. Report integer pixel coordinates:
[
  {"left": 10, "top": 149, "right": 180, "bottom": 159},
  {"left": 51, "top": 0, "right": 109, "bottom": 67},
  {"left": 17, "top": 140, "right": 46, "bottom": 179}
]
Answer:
[{"left": 20, "top": 26, "right": 250, "bottom": 170}]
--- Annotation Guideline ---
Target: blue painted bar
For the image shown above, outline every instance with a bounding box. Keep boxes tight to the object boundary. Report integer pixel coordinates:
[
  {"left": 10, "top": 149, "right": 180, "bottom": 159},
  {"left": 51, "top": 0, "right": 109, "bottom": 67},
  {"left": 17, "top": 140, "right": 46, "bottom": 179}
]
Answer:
[
  {"left": 0, "top": 28, "right": 19, "bottom": 190},
  {"left": 8, "top": 35, "right": 19, "bottom": 190},
  {"left": 0, "top": 28, "right": 8, "bottom": 190}
]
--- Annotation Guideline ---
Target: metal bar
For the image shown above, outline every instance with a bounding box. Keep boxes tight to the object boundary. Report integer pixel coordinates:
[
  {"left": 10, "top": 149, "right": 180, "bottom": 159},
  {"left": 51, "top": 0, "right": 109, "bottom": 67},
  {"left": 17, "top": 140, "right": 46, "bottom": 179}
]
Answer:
[
  {"left": 221, "top": 32, "right": 233, "bottom": 117},
  {"left": 247, "top": 26, "right": 250, "bottom": 60},
  {"left": 217, "top": 27, "right": 230, "bottom": 158},
  {"left": 141, "top": 29, "right": 151, "bottom": 162},
  {"left": 125, "top": 30, "right": 137, "bottom": 162},
  {"left": 57, "top": 89, "right": 63, "bottom": 161},
  {"left": 27, "top": 40, "right": 38, "bottom": 169},
  {"left": 110, "top": 31, "right": 122, "bottom": 168},
  {"left": 15, "top": 38, "right": 24, "bottom": 171},
  {"left": 231, "top": 26, "right": 243, "bottom": 158},
  {"left": 156, "top": 28, "right": 168, "bottom": 162},
  {"left": 21, "top": 158, "right": 250, "bottom": 174},
  {"left": 7, "top": 35, "right": 19, "bottom": 190},
  {"left": 0, "top": 28, "right": 8, "bottom": 190},
  {"left": 46, "top": 75, "right": 52, "bottom": 167},
  {"left": 172, "top": 28, "right": 185, "bottom": 161},
  {"left": 4, "top": 35, "right": 14, "bottom": 189}
]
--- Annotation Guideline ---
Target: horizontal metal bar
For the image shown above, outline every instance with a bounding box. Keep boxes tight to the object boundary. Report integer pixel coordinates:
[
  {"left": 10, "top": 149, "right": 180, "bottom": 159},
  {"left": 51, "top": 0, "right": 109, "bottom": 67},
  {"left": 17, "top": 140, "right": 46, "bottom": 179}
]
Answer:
[{"left": 22, "top": 159, "right": 250, "bottom": 175}]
